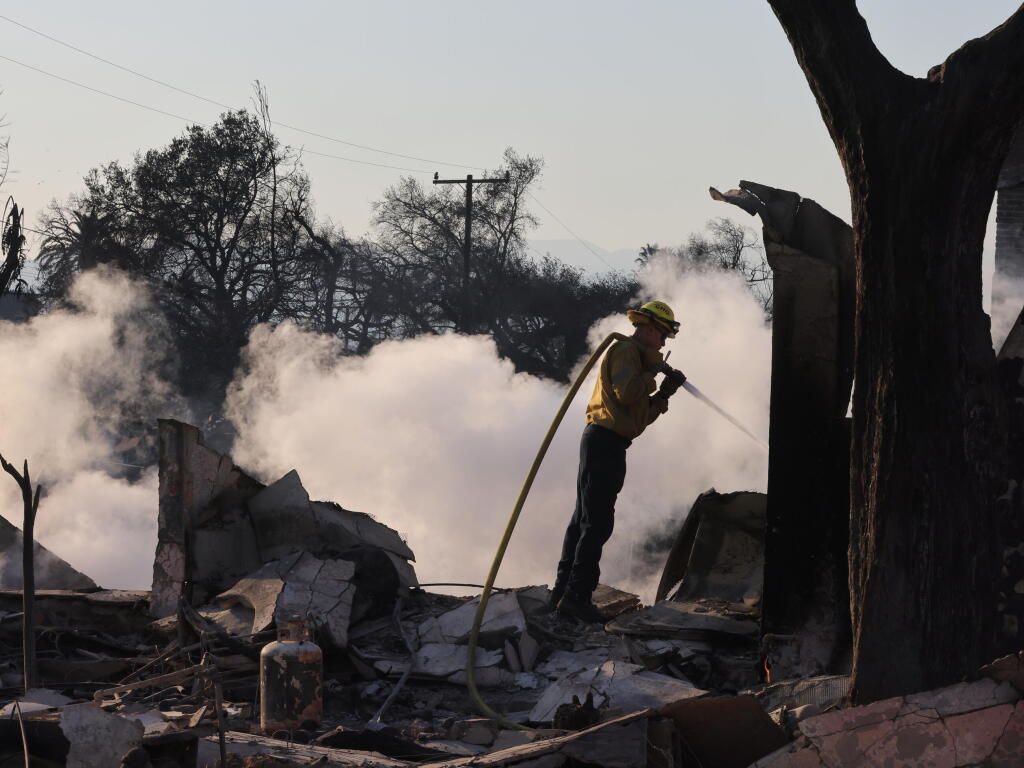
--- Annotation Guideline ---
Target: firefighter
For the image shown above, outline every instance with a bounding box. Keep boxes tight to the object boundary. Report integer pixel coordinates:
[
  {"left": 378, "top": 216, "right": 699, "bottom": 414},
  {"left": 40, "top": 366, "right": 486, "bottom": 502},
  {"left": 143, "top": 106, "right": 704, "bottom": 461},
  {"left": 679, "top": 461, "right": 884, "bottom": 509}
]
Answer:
[{"left": 551, "top": 300, "right": 684, "bottom": 623}]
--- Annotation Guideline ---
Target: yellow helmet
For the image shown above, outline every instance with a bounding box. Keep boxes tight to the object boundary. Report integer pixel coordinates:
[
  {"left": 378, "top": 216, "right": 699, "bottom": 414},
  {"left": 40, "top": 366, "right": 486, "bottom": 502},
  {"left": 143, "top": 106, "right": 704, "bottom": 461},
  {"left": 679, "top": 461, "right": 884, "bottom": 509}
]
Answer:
[{"left": 626, "top": 300, "right": 680, "bottom": 338}]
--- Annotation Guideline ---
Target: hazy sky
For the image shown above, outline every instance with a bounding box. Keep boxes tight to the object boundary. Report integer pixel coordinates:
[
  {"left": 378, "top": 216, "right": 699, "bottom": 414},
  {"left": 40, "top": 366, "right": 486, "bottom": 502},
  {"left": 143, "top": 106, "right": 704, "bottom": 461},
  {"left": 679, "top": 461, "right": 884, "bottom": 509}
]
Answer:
[{"left": 1, "top": 1, "right": 1019, "bottom": 275}]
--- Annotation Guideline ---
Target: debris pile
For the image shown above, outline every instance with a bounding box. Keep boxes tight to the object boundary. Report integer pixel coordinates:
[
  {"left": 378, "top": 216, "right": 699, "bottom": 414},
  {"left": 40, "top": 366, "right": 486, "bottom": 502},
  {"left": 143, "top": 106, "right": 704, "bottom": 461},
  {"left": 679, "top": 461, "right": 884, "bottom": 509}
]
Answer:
[{"left": 0, "top": 419, "right": 774, "bottom": 766}]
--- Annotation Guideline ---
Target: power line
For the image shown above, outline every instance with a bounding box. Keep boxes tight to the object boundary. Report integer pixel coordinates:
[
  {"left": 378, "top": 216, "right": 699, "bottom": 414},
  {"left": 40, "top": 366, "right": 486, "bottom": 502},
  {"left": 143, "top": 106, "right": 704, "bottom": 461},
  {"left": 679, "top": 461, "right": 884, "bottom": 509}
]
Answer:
[
  {"left": 1, "top": 19, "right": 625, "bottom": 270},
  {"left": 0, "top": 53, "right": 204, "bottom": 125},
  {"left": 0, "top": 54, "right": 436, "bottom": 174},
  {"left": 0, "top": 13, "right": 484, "bottom": 171},
  {"left": 525, "top": 191, "right": 621, "bottom": 273},
  {"left": 302, "top": 149, "right": 432, "bottom": 174}
]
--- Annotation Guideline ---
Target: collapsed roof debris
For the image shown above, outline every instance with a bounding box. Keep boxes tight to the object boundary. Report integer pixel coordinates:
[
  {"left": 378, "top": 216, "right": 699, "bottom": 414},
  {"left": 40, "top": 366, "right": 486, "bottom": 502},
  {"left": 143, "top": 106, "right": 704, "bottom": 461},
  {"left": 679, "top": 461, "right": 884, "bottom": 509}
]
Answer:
[{"left": 5, "top": 410, "right": 1011, "bottom": 767}]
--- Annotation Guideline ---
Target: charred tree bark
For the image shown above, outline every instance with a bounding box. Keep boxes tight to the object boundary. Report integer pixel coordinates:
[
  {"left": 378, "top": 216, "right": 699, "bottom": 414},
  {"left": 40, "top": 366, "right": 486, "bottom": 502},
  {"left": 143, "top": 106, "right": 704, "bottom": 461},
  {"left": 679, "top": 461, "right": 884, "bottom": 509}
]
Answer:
[{"left": 767, "top": 1, "right": 1024, "bottom": 703}]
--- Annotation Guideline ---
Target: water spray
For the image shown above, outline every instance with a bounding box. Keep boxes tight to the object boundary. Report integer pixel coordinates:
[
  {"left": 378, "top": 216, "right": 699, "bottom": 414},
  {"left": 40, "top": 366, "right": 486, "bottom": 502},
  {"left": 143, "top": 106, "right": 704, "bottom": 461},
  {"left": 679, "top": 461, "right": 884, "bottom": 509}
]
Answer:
[
  {"left": 680, "top": 380, "right": 769, "bottom": 451},
  {"left": 662, "top": 352, "right": 767, "bottom": 451}
]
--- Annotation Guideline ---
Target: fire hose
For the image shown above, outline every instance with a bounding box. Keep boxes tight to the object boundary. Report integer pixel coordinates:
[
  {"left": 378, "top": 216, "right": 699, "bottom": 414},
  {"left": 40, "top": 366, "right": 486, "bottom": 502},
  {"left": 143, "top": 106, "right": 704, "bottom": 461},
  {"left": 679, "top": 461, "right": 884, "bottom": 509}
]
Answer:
[{"left": 465, "top": 332, "right": 767, "bottom": 729}]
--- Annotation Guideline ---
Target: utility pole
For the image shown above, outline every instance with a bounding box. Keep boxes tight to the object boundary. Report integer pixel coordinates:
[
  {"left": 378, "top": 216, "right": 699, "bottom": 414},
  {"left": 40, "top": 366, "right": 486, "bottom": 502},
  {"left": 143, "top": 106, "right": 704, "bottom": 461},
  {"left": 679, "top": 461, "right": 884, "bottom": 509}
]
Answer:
[{"left": 433, "top": 171, "right": 509, "bottom": 331}]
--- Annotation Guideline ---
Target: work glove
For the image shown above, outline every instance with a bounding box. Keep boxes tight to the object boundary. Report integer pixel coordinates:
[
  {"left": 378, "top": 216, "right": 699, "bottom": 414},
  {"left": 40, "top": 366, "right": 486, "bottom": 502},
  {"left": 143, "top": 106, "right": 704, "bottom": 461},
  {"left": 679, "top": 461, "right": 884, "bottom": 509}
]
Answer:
[
  {"left": 658, "top": 367, "right": 686, "bottom": 399},
  {"left": 651, "top": 395, "right": 669, "bottom": 415}
]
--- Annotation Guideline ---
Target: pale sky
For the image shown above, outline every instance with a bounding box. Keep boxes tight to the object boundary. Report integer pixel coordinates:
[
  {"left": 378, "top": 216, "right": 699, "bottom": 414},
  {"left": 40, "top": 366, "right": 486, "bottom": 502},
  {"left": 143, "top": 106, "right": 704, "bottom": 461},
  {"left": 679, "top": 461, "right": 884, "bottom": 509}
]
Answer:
[{"left": 1, "top": 1, "right": 1018, "bottom": 276}]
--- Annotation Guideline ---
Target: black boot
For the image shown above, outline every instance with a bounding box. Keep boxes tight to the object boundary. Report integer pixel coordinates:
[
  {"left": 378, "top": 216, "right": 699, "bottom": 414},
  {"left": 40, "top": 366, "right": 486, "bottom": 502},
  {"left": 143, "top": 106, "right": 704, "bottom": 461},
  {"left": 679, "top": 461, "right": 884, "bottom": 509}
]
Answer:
[
  {"left": 555, "top": 595, "right": 606, "bottom": 624},
  {"left": 547, "top": 584, "right": 565, "bottom": 612}
]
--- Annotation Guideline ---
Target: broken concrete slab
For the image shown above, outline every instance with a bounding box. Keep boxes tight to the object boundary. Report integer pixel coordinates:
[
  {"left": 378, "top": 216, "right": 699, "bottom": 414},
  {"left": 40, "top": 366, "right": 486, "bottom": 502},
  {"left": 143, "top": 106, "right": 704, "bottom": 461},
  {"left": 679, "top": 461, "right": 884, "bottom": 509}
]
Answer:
[
  {"left": 415, "top": 642, "right": 502, "bottom": 677},
  {"left": 752, "top": 676, "right": 1024, "bottom": 767},
  {"left": 606, "top": 598, "right": 760, "bottom": 640},
  {"left": 61, "top": 703, "right": 144, "bottom": 768},
  {"left": 372, "top": 643, "right": 503, "bottom": 680},
  {"left": 201, "top": 551, "right": 356, "bottom": 647},
  {"left": 899, "top": 677, "right": 1019, "bottom": 718},
  {"left": 449, "top": 717, "right": 499, "bottom": 746},
  {"left": 634, "top": 638, "right": 711, "bottom": 664},
  {"left": 518, "top": 631, "right": 540, "bottom": 672},
  {"left": 0, "top": 513, "right": 98, "bottom": 590},
  {"left": 0, "top": 687, "right": 72, "bottom": 716},
  {"left": 591, "top": 584, "right": 641, "bottom": 618},
  {"left": 248, "top": 470, "right": 414, "bottom": 563},
  {"left": 515, "top": 585, "right": 552, "bottom": 616},
  {"left": 536, "top": 648, "right": 633, "bottom": 680},
  {"left": 529, "top": 660, "right": 704, "bottom": 723},
  {"left": 418, "top": 591, "right": 526, "bottom": 647}
]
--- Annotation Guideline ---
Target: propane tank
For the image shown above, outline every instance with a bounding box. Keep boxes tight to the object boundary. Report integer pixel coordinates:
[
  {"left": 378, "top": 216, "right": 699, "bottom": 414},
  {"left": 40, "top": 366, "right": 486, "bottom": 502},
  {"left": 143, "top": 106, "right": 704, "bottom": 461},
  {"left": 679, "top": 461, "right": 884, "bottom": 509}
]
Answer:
[{"left": 259, "top": 616, "right": 323, "bottom": 734}]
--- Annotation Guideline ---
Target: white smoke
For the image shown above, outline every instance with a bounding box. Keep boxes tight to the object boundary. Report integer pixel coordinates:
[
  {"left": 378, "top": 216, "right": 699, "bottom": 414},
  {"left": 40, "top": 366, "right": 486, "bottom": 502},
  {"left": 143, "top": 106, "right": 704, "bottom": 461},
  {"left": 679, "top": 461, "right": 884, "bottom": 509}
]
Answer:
[
  {"left": 0, "top": 259, "right": 770, "bottom": 599},
  {"left": 227, "top": 256, "right": 771, "bottom": 602},
  {"left": 0, "top": 268, "right": 182, "bottom": 588},
  {"left": 990, "top": 279, "right": 1024, "bottom": 354}
]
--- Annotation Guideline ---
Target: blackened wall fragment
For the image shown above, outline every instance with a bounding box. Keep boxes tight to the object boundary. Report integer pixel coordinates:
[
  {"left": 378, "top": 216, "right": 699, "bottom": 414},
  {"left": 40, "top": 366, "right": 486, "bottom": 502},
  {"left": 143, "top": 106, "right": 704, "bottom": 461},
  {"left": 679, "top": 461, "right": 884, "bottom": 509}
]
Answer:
[
  {"left": 150, "top": 419, "right": 264, "bottom": 617},
  {"left": 713, "top": 181, "right": 854, "bottom": 676}
]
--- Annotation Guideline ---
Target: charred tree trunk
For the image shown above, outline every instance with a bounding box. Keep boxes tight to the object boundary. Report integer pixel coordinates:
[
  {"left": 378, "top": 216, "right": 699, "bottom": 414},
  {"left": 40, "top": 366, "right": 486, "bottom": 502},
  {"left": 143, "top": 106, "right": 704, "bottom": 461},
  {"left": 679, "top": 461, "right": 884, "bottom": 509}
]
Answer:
[
  {"left": 0, "top": 454, "right": 41, "bottom": 693},
  {"left": 767, "top": 1, "right": 1024, "bottom": 703}
]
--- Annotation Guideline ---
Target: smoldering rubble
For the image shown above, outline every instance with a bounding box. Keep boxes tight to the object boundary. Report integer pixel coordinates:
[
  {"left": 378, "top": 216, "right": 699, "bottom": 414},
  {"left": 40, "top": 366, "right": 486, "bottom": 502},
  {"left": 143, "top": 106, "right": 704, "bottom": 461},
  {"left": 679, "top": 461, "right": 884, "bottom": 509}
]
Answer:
[
  {"left": 4, "top": 182, "right": 1024, "bottom": 767},
  {"left": 4, "top": 418, "right": 1023, "bottom": 768}
]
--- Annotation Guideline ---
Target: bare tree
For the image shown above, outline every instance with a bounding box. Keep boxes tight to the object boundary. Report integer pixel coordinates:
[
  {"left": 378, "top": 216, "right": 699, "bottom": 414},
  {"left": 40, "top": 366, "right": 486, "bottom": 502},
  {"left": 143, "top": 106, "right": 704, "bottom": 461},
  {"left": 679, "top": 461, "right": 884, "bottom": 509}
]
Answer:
[
  {"left": 0, "top": 453, "right": 40, "bottom": 693},
  {"left": 638, "top": 218, "right": 773, "bottom": 316}
]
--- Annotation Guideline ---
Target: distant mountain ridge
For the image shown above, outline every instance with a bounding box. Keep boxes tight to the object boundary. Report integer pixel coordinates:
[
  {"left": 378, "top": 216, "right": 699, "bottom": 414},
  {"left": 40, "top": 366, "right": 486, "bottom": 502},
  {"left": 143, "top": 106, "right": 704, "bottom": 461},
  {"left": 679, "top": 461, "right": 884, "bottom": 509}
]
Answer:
[{"left": 527, "top": 239, "right": 638, "bottom": 274}]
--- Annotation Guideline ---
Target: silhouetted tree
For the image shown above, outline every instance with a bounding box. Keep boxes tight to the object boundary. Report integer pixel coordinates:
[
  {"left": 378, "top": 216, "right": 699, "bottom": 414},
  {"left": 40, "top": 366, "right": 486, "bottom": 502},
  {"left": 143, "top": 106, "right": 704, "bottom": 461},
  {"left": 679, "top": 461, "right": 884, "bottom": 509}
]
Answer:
[
  {"left": 373, "top": 149, "right": 637, "bottom": 378},
  {"left": 768, "top": 0, "right": 1024, "bottom": 703},
  {"left": 38, "top": 111, "right": 309, "bottom": 396}
]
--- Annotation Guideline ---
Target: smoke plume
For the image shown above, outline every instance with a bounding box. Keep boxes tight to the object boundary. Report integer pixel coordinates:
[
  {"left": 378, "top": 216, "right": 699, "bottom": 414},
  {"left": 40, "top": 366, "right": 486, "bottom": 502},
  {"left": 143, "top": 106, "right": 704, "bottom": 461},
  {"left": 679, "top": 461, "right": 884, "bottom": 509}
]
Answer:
[
  {"left": 0, "top": 268, "right": 182, "bottom": 587},
  {"left": 227, "top": 256, "right": 771, "bottom": 601}
]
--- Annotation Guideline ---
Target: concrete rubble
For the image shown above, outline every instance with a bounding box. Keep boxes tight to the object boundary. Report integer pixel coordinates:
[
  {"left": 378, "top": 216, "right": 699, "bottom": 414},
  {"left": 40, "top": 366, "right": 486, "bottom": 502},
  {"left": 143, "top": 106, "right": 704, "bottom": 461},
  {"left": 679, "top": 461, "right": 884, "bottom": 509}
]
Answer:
[
  {"left": 752, "top": 674, "right": 1024, "bottom": 767},
  {"left": 199, "top": 552, "right": 357, "bottom": 648},
  {"left": 60, "top": 702, "right": 144, "bottom": 768},
  {"left": 4, "top": 404, "right": 1024, "bottom": 767}
]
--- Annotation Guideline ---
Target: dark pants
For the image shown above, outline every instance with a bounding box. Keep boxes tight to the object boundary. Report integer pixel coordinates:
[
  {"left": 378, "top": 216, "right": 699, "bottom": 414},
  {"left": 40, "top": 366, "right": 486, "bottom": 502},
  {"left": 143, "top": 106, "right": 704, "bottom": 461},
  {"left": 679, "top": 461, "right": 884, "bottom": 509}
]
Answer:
[{"left": 555, "top": 423, "right": 630, "bottom": 603}]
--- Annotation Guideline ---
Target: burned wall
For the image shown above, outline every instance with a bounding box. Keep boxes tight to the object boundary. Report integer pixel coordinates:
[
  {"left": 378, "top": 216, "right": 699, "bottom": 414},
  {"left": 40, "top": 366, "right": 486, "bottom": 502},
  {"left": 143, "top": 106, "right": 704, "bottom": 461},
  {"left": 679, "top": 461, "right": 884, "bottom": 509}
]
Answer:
[
  {"left": 151, "top": 419, "right": 265, "bottom": 616},
  {"left": 152, "top": 419, "right": 418, "bottom": 627},
  {"left": 713, "top": 182, "right": 854, "bottom": 676}
]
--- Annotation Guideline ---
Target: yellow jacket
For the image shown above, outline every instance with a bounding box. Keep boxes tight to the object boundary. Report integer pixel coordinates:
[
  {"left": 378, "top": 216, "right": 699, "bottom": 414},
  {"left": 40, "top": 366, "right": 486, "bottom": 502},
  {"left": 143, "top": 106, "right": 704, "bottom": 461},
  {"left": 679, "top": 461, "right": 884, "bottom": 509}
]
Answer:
[{"left": 585, "top": 337, "right": 667, "bottom": 440}]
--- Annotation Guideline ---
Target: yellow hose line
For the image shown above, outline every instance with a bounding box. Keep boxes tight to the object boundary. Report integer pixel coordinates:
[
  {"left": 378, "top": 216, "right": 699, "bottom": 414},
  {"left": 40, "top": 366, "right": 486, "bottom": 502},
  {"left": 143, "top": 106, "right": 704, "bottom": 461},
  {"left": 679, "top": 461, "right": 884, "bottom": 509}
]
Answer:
[{"left": 465, "top": 332, "right": 627, "bottom": 730}]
